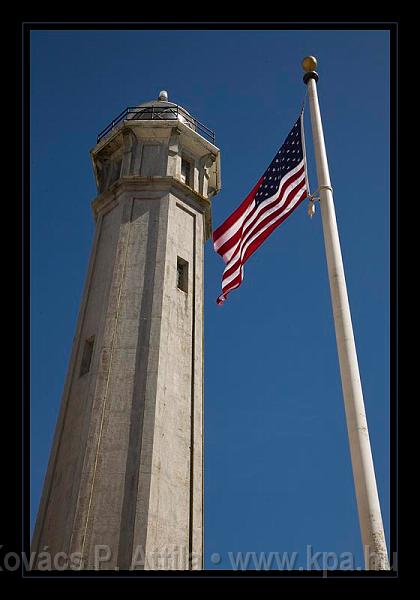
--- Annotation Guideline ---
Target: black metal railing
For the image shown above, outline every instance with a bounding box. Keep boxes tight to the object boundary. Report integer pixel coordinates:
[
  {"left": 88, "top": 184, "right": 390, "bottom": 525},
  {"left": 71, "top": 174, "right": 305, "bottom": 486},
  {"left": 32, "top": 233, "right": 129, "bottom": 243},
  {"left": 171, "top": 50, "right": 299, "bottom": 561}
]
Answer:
[{"left": 97, "top": 105, "right": 215, "bottom": 145}]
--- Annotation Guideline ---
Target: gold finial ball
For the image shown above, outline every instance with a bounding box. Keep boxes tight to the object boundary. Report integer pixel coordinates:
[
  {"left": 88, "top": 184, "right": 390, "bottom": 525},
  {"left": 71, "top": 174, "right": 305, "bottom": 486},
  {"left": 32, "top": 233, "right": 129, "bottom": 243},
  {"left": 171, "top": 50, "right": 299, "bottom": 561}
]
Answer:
[{"left": 302, "top": 56, "right": 318, "bottom": 72}]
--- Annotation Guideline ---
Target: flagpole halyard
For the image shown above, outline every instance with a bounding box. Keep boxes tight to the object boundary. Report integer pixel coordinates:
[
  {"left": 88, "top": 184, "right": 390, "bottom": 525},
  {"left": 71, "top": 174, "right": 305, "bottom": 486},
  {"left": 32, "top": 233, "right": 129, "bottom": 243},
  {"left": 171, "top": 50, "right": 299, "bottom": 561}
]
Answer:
[
  {"left": 302, "top": 56, "right": 390, "bottom": 570},
  {"left": 300, "top": 109, "right": 311, "bottom": 199}
]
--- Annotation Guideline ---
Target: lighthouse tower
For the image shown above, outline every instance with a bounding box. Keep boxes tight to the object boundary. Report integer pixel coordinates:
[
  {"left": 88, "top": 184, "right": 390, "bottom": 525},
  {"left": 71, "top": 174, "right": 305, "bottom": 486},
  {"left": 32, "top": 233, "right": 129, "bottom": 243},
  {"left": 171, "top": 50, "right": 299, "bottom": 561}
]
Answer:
[{"left": 31, "top": 91, "right": 221, "bottom": 570}]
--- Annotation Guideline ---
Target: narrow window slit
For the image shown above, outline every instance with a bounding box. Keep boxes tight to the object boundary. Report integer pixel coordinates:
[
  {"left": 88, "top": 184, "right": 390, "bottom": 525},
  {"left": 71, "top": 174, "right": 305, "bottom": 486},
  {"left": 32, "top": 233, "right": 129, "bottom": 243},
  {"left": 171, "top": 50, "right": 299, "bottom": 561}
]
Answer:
[
  {"left": 177, "top": 257, "right": 189, "bottom": 293},
  {"left": 181, "top": 157, "right": 192, "bottom": 187},
  {"left": 80, "top": 336, "right": 95, "bottom": 376}
]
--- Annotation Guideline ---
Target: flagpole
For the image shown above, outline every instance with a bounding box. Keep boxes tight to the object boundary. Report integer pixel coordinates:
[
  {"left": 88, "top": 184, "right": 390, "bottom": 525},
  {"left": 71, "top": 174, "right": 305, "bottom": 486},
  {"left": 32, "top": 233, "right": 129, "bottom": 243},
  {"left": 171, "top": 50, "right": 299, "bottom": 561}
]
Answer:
[{"left": 302, "top": 56, "right": 389, "bottom": 570}]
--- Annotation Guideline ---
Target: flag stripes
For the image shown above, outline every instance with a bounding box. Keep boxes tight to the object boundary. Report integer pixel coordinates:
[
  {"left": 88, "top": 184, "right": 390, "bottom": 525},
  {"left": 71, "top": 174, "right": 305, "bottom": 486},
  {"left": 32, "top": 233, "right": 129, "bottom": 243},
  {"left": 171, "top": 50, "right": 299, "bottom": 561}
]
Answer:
[{"left": 213, "top": 114, "right": 309, "bottom": 304}]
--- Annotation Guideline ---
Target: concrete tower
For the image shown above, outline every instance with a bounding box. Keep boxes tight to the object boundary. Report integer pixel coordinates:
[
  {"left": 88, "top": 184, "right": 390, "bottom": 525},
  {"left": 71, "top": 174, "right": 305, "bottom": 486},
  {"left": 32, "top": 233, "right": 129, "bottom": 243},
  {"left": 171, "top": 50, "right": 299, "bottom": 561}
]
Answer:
[{"left": 31, "top": 91, "right": 221, "bottom": 570}]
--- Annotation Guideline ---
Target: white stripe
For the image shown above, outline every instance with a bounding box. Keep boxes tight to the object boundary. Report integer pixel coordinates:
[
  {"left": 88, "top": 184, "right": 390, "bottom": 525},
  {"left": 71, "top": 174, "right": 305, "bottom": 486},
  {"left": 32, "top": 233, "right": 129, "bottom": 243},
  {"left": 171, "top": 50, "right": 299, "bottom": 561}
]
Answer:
[
  {"left": 214, "top": 159, "right": 304, "bottom": 252},
  {"left": 222, "top": 266, "right": 244, "bottom": 296},
  {"left": 219, "top": 163, "right": 305, "bottom": 264},
  {"left": 213, "top": 199, "right": 255, "bottom": 253},
  {"left": 214, "top": 159, "right": 304, "bottom": 253},
  {"left": 222, "top": 186, "right": 306, "bottom": 290},
  {"left": 222, "top": 186, "right": 306, "bottom": 288},
  {"left": 300, "top": 112, "right": 311, "bottom": 197},
  {"left": 222, "top": 185, "right": 306, "bottom": 288},
  {"left": 222, "top": 171, "right": 306, "bottom": 267}
]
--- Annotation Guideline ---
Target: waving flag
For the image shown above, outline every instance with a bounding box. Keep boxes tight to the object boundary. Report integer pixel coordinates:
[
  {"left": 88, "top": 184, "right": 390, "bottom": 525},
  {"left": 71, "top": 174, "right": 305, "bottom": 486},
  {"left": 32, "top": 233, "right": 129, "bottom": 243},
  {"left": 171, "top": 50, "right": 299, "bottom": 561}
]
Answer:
[{"left": 213, "top": 113, "right": 309, "bottom": 304}]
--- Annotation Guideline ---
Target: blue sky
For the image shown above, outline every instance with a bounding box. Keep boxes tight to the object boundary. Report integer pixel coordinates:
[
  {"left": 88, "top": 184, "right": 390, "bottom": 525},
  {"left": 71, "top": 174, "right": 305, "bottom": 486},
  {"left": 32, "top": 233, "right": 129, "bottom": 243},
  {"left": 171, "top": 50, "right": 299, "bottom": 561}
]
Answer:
[{"left": 30, "top": 28, "right": 390, "bottom": 570}]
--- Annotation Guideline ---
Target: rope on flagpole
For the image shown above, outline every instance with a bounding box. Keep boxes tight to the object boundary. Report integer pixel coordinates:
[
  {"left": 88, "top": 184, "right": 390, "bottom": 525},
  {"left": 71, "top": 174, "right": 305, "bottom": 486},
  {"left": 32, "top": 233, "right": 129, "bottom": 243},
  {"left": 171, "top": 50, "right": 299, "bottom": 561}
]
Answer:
[
  {"left": 307, "top": 185, "right": 333, "bottom": 218},
  {"left": 301, "top": 90, "right": 333, "bottom": 219},
  {"left": 300, "top": 87, "right": 308, "bottom": 114}
]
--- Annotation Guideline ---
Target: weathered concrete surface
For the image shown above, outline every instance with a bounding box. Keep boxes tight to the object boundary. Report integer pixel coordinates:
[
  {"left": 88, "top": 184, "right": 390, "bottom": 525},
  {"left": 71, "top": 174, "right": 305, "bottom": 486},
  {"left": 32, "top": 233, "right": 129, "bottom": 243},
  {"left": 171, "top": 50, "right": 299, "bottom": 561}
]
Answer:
[{"left": 31, "top": 112, "right": 221, "bottom": 571}]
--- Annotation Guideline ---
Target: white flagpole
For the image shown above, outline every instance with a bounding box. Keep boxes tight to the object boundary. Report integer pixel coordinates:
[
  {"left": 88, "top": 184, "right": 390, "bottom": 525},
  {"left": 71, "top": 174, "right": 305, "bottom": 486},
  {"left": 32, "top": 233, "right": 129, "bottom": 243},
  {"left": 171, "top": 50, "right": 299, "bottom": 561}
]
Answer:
[{"left": 302, "top": 56, "right": 389, "bottom": 570}]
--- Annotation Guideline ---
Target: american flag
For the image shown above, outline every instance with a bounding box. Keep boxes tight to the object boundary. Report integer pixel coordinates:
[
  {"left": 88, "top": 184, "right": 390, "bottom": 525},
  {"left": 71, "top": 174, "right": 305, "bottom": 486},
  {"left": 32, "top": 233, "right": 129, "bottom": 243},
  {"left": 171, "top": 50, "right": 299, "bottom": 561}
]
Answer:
[{"left": 213, "top": 113, "right": 309, "bottom": 304}]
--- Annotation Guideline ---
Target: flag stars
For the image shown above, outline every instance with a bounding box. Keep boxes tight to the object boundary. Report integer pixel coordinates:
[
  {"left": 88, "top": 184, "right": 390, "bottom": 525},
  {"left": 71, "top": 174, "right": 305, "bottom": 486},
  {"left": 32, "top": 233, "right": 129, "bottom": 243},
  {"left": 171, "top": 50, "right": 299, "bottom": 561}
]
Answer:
[{"left": 253, "top": 119, "right": 304, "bottom": 208}]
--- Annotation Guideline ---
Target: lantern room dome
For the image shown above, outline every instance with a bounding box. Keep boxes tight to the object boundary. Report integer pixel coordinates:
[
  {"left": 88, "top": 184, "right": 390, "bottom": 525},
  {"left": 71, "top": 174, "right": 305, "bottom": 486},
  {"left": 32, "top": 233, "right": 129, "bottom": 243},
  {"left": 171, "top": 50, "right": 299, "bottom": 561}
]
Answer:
[{"left": 126, "top": 90, "right": 196, "bottom": 131}]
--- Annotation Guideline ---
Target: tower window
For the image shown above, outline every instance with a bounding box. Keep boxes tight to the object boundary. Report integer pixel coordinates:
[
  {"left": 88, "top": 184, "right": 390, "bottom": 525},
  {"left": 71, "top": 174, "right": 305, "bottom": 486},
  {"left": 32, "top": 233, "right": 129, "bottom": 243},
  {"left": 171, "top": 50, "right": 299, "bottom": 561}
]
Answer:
[
  {"left": 180, "top": 157, "right": 192, "bottom": 187},
  {"left": 108, "top": 157, "right": 122, "bottom": 187},
  {"left": 80, "top": 336, "right": 95, "bottom": 377},
  {"left": 114, "top": 158, "right": 122, "bottom": 180},
  {"left": 176, "top": 257, "right": 189, "bottom": 293}
]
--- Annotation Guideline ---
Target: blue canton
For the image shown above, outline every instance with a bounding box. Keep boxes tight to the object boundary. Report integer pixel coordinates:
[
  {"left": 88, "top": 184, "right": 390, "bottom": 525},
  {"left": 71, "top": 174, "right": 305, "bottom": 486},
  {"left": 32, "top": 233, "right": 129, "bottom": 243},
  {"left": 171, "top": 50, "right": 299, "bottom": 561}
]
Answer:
[{"left": 254, "top": 117, "right": 304, "bottom": 208}]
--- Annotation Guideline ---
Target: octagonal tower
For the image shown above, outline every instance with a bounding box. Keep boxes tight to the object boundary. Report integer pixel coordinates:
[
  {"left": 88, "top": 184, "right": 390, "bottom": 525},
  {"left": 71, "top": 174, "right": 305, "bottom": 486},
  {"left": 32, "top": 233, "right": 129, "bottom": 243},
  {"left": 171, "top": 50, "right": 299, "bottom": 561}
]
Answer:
[{"left": 31, "top": 91, "right": 221, "bottom": 570}]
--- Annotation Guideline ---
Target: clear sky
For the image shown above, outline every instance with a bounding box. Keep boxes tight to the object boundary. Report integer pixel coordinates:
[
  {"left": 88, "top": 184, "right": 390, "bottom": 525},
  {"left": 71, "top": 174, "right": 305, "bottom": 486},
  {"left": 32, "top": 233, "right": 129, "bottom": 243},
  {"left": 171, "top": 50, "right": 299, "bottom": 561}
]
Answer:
[{"left": 30, "top": 27, "right": 390, "bottom": 570}]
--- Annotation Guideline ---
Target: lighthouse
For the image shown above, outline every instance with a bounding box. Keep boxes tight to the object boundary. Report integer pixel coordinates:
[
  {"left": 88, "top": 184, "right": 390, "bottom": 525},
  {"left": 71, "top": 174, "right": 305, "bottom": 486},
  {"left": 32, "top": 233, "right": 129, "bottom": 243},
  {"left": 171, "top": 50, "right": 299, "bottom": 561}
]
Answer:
[{"left": 31, "top": 91, "right": 221, "bottom": 570}]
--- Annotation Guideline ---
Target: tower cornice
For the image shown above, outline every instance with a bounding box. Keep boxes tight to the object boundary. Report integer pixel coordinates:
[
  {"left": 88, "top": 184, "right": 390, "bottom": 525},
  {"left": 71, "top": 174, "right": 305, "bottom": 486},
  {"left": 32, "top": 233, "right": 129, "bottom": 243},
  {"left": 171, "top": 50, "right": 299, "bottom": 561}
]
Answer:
[
  {"left": 91, "top": 175, "right": 213, "bottom": 239},
  {"left": 92, "top": 119, "right": 219, "bottom": 157}
]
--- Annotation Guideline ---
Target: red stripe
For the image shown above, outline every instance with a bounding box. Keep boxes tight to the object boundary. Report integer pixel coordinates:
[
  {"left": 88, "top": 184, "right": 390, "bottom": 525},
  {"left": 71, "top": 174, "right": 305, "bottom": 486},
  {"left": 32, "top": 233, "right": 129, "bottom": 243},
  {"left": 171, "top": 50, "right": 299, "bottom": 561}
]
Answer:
[
  {"left": 222, "top": 183, "right": 306, "bottom": 282},
  {"left": 241, "top": 187, "right": 306, "bottom": 264},
  {"left": 238, "top": 168, "right": 305, "bottom": 251},
  {"left": 215, "top": 165, "right": 305, "bottom": 259},
  {"left": 220, "top": 270, "right": 243, "bottom": 300},
  {"left": 213, "top": 117, "right": 309, "bottom": 305},
  {"left": 221, "top": 179, "right": 307, "bottom": 280},
  {"left": 219, "top": 189, "right": 306, "bottom": 304},
  {"left": 213, "top": 176, "right": 264, "bottom": 242},
  {"left": 215, "top": 226, "right": 243, "bottom": 263},
  {"left": 221, "top": 184, "right": 305, "bottom": 282}
]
